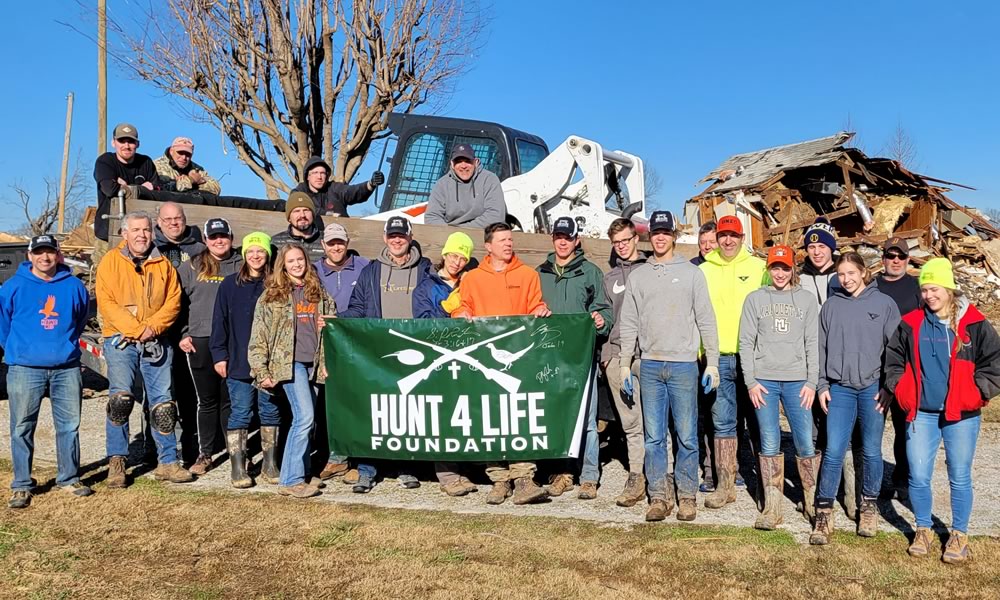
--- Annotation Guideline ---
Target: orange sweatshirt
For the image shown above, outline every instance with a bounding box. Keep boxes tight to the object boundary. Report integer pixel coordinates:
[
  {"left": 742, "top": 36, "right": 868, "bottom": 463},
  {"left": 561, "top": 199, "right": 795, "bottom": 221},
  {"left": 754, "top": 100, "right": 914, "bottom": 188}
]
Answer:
[
  {"left": 96, "top": 242, "right": 182, "bottom": 338},
  {"left": 455, "top": 254, "right": 546, "bottom": 317}
]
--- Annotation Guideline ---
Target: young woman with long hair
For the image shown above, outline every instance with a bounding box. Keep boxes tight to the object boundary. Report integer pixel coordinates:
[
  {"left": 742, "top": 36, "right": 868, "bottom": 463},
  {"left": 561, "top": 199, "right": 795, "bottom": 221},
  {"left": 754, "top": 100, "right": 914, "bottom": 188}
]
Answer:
[
  {"left": 248, "top": 243, "right": 335, "bottom": 498},
  {"left": 210, "top": 232, "right": 276, "bottom": 488},
  {"left": 738, "top": 245, "right": 820, "bottom": 530},
  {"left": 177, "top": 218, "right": 243, "bottom": 475},
  {"left": 809, "top": 252, "right": 900, "bottom": 545},
  {"left": 883, "top": 258, "right": 1000, "bottom": 563}
]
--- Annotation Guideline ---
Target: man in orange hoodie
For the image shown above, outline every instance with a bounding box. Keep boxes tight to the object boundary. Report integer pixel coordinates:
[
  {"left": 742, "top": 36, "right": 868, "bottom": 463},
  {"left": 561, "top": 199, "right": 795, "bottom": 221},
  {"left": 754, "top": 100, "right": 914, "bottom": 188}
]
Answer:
[
  {"left": 454, "top": 222, "right": 550, "bottom": 505},
  {"left": 96, "top": 211, "right": 191, "bottom": 488}
]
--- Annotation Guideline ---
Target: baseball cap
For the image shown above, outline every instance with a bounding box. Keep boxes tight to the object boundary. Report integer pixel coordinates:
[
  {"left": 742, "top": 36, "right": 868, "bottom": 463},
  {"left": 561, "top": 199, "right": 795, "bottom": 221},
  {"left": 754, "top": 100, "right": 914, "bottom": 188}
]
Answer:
[
  {"left": 648, "top": 210, "right": 676, "bottom": 233},
  {"left": 883, "top": 236, "right": 908, "bottom": 256},
  {"left": 767, "top": 244, "right": 794, "bottom": 268},
  {"left": 204, "top": 218, "right": 232, "bottom": 238},
  {"left": 384, "top": 216, "right": 412, "bottom": 236},
  {"left": 113, "top": 123, "right": 139, "bottom": 141},
  {"left": 285, "top": 191, "right": 315, "bottom": 220},
  {"left": 323, "top": 223, "right": 350, "bottom": 243},
  {"left": 241, "top": 232, "right": 272, "bottom": 258},
  {"left": 552, "top": 216, "right": 579, "bottom": 238},
  {"left": 28, "top": 234, "right": 59, "bottom": 252},
  {"left": 170, "top": 136, "right": 194, "bottom": 154},
  {"left": 717, "top": 215, "right": 744, "bottom": 236},
  {"left": 450, "top": 143, "right": 476, "bottom": 161}
]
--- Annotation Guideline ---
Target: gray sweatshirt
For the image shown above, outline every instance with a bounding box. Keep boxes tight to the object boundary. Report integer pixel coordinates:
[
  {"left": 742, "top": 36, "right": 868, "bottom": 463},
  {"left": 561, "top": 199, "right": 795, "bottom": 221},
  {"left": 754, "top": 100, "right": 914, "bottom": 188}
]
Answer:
[
  {"left": 425, "top": 166, "right": 506, "bottom": 228},
  {"left": 738, "top": 285, "right": 819, "bottom": 389},
  {"left": 599, "top": 253, "right": 648, "bottom": 363},
  {"left": 818, "top": 282, "right": 901, "bottom": 393},
  {"left": 617, "top": 255, "right": 719, "bottom": 368},
  {"left": 178, "top": 252, "right": 244, "bottom": 337}
]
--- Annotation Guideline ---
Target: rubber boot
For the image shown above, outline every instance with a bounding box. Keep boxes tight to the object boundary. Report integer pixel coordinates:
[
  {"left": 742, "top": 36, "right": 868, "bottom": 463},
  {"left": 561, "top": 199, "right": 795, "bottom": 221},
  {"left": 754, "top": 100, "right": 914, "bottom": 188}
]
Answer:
[
  {"left": 227, "top": 429, "right": 253, "bottom": 489},
  {"left": 796, "top": 452, "right": 821, "bottom": 524},
  {"left": 754, "top": 454, "right": 784, "bottom": 530},
  {"left": 704, "top": 437, "right": 737, "bottom": 509},
  {"left": 260, "top": 426, "right": 281, "bottom": 485},
  {"left": 843, "top": 448, "right": 858, "bottom": 521}
]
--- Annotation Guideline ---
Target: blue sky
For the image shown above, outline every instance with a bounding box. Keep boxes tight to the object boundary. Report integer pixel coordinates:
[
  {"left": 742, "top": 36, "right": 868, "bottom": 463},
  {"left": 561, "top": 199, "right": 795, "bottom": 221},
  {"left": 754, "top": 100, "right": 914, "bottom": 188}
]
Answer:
[{"left": 1, "top": 1, "right": 997, "bottom": 232}]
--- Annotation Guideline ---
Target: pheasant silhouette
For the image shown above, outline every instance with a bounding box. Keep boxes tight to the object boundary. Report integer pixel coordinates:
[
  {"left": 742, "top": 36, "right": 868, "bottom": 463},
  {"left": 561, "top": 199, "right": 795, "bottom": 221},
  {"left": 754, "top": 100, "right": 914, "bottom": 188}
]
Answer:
[
  {"left": 39, "top": 295, "right": 58, "bottom": 318},
  {"left": 486, "top": 342, "right": 534, "bottom": 372}
]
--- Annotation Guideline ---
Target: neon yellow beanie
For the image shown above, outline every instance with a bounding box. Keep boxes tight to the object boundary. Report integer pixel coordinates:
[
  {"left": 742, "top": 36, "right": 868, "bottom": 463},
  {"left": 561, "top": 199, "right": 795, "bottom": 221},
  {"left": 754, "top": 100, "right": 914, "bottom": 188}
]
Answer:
[
  {"left": 918, "top": 257, "right": 956, "bottom": 290},
  {"left": 242, "top": 232, "right": 273, "bottom": 259},
  {"left": 441, "top": 231, "right": 474, "bottom": 260}
]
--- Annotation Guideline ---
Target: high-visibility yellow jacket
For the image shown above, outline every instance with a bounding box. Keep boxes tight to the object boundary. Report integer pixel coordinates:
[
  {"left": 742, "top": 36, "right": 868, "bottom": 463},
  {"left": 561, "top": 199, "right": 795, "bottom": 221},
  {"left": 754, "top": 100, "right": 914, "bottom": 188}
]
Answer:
[{"left": 700, "top": 246, "right": 767, "bottom": 354}]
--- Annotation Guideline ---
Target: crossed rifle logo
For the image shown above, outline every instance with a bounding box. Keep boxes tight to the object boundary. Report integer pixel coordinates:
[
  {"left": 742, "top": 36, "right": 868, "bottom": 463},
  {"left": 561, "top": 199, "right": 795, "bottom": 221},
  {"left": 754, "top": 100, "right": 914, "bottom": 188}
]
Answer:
[{"left": 384, "top": 327, "right": 535, "bottom": 397}]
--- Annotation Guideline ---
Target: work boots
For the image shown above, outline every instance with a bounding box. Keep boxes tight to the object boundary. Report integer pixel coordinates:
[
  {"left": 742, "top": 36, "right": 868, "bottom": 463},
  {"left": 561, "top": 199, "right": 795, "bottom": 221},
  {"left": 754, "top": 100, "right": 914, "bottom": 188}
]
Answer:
[
  {"left": 942, "top": 529, "right": 971, "bottom": 565},
  {"left": 796, "top": 452, "right": 821, "bottom": 523},
  {"left": 615, "top": 473, "right": 647, "bottom": 507},
  {"left": 809, "top": 507, "right": 835, "bottom": 545},
  {"left": 260, "top": 426, "right": 281, "bottom": 485},
  {"left": 908, "top": 527, "right": 934, "bottom": 558},
  {"left": 226, "top": 429, "right": 253, "bottom": 489},
  {"left": 754, "top": 454, "right": 784, "bottom": 531},
  {"left": 704, "top": 437, "right": 737, "bottom": 509},
  {"left": 857, "top": 497, "right": 879, "bottom": 537},
  {"left": 106, "top": 456, "right": 128, "bottom": 489},
  {"left": 547, "top": 473, "right": 575, "bottom": 497},
  {"left": 645, "top": 499, "right": 672, "bottom": 521},
  {"left": 512, "top": 477, "right": 548, "bottom": 505},
  {"left": 153, "top": 462, "right": 195, "bottom": 483},
  {"left": 486, "top": 481, "right": 512, "bottom": 505},
  {"left": 676, "top": 498, "right": 697, "bottom": 522}
]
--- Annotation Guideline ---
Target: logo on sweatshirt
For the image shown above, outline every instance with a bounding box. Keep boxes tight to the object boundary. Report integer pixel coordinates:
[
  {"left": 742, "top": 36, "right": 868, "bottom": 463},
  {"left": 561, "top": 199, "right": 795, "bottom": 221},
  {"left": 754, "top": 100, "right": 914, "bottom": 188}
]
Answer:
[
  {"left": 612, "top": 280, "right": 626, "bottom": 294},
  {"left": 868, "top": 312, "right": 880, "bottom": 320},
  {"left": 774, "top": 317, "right": 789, "bottom": 334},
  {"left": 39, "top": 295, "right": 59, "bottom": 330},
  {"left": 739, "top": 275, "right": 749, "bottom": 282}
]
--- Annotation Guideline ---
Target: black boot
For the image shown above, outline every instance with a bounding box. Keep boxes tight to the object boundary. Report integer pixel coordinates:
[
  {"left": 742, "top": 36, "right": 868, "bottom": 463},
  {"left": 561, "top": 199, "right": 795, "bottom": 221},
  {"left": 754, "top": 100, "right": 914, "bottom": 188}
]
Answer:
[
  {"left": 260, "top": 426, "right": 281, "bottom": 484},
  {"left": 227, "top": 429, "right": 253, "bottom": 489}
]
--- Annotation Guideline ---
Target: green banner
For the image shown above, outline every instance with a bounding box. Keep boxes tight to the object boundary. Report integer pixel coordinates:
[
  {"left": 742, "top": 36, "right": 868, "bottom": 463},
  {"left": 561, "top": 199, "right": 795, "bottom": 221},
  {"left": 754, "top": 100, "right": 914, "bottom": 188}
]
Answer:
[{"left": 324, "top": 314, "right": 596, "bottom": 461}]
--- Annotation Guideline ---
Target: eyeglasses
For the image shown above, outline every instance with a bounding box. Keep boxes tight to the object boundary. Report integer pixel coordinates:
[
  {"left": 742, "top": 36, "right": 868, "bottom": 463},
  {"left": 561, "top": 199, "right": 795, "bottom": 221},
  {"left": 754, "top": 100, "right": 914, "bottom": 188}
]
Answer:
[
  {"left": 884, "top": 252, "right": 907, "bottom": 261},
  {"left": 611, "top": 234, "right": 637, "bottom": 248},
  {"left": 159, "top": 217, "right": 185, "bottom": 223}
]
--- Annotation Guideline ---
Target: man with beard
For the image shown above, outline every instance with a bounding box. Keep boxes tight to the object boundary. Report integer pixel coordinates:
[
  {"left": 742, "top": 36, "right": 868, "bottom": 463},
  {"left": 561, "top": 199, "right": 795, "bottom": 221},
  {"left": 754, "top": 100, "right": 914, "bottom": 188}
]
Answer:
[
  {"left": 154, "top": 137, "right": 222, "bottom": 195},
  {"left": 272, "top": 192, "right": 325, "bottom": 261},
  {"left": 293, "top": 156, "right": 384, "bottom": 217}
]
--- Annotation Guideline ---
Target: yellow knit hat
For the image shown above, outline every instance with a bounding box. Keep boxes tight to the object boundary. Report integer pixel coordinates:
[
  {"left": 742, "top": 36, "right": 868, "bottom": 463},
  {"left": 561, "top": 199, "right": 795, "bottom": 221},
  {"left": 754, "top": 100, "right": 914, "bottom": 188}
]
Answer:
[
  {"left": 918, "top": 257, "right": 956, "bottom": 290},
  {"left": 441, "top": 231, "right": 474, "bottom": 260},
  {"left": 241, "top": 232, "right": 272, "bottom": 258}
]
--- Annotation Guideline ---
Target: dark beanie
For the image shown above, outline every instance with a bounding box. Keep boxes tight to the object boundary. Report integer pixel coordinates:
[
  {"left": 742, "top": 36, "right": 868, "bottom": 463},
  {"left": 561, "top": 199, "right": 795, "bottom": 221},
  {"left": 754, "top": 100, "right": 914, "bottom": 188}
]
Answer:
[
  {"left": 285, "top": 191, "right": 315, "bottom": 220},
  {"left": 803, "top": 217, "right": 837, "bottom": 251}
]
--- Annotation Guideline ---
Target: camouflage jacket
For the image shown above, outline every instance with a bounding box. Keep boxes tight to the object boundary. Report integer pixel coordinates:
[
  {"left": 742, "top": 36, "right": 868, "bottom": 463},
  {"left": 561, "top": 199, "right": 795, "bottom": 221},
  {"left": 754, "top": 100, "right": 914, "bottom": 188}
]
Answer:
[
  {"left": 153, "top": 154, "right": 222, "bottom": 195},
  {"left": 247, "top": 288, "right": 335, "bottom": 387}
]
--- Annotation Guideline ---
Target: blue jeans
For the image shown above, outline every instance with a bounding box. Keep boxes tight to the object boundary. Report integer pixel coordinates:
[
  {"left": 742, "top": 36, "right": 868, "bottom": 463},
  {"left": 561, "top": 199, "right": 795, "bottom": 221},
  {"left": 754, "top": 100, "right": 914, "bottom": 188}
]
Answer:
[
  {"left": 104, "top": 341, "right": 178, "bottom": 464},
  {"left": 640, "top": 360, "right": 699, "bottom": 499},
  {"left": 712, "top": 355, "right": 739, "bottom": 439},
  {"left": 817, "top": 382, "right": 884, "bottom": 501},
  {"left": 227, "top": 378, "right": 280, "bottom": 429},
  {"left": 907, "top": 411, "right": 980, "bottom": 533},
  {"left": 7, "top": 365, "right": 83, "bottom": 490},
  {"left": 279, "top": 362, "right": 315, "bottom": 486},
  {"left": 754, "top": 380, "right": 816, "bottom": 458}
]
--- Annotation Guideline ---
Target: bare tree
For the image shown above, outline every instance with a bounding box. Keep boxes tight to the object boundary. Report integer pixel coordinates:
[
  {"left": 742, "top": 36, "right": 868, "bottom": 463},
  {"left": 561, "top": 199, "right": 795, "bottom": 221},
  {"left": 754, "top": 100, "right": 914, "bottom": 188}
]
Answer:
[
  {"left": 644, "top": 166, "right": 664, "bottom": 210},
  {"left": 76, "top": 0, "right": 483, "bottom": 198},
  {"left": 5, "top": 155, "right": 89, "bottom": 236},
  {"left": 841, "top": 112, "right": 865, "bottom": 153},
  {"left": 881, "top": 120, "right": 919, "bottom": 168},
  {"left": 983, "top": 207, "right": 1000, "bottom": 224}
]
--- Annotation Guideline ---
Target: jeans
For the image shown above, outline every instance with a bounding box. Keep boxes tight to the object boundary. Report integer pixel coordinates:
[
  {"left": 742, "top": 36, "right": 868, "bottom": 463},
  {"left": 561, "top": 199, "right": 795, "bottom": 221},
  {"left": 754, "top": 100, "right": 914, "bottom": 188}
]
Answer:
[
  {"left": 227, "top": 378, "right": 280, "bottom": 429},
  {"left": 817, "top": 382, "right": 884, "bottom": 501},
  {"left": 279, "top": 362, "right": 315, "bottom": 486},
  {"left": 580, "top": 366, "right": 600, "bottom": 483},
  {"left": 712, "top": 355, "right": 739, "bottom": 439},
  {"left": 7, "top": 365, "right": 83, "bottom": 490},
  {"left": 640, "top": 360, "right": 699, "bottom": 500},
  {"left": 754, "top": 380, "right": 816, "bottom": 458},
  {"left": 105, "top": 341, "right": 178, "bottom": 465},
  {"left": 907, "top": 411, "right": 980, "bottom": 533}
]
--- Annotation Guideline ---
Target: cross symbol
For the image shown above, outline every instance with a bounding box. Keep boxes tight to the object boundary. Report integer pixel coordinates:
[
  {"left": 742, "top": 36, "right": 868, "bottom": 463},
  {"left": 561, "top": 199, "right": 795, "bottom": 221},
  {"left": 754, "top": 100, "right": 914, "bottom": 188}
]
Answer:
[{"left": 448, "top": 361, "right": 461, "bottom": 380}]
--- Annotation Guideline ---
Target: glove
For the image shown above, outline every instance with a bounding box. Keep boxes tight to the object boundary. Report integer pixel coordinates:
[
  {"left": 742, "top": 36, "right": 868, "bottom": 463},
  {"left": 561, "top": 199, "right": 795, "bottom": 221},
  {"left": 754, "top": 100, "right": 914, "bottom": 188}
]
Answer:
[
  {"left": 620, "top": 365, "right": 635, "bottom": 396},
  {"left": 370, "top": 170, "right": 385, "bottom": 187},
  {"left": 701, "top": 366, "right": 720, "bottom": 394}
]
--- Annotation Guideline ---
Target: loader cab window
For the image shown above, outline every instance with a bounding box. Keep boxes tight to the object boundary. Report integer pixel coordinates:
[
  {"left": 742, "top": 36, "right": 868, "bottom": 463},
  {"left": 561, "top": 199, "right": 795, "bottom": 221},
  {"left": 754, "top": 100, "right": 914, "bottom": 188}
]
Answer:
[
  {"left": 515, "top": 139, "right": 547, "bottom": 173},
  {"left": 389, "top": 133, "right": 502, "bottom": 210}
]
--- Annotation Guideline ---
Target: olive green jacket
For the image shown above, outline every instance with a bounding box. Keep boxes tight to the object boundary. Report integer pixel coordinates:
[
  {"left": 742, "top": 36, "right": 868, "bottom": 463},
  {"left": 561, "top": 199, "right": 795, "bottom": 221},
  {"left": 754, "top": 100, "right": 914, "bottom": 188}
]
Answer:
[{"left": 247, "top": 289, "right": 335, "bottom": 387}]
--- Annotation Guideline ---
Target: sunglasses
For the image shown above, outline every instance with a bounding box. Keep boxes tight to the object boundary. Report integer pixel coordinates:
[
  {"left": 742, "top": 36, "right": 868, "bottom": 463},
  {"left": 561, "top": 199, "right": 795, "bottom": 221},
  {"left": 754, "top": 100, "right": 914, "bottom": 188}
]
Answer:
[{"left": 884, "top": 252, "right": 907, "bottom": 261}]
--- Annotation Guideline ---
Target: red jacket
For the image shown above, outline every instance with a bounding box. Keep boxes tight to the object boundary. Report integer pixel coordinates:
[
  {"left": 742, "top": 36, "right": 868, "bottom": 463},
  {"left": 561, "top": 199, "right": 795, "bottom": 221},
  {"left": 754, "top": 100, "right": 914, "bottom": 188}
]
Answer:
[{"left": 884, "top": 303, "right": 1000, "bottom": 422}]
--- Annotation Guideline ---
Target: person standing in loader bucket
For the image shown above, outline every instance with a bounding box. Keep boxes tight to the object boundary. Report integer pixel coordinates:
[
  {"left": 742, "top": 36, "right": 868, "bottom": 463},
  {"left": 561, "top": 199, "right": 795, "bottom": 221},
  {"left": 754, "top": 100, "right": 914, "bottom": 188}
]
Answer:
[{"left": 425, "top": 143, "right": 507, "bottom": 229}]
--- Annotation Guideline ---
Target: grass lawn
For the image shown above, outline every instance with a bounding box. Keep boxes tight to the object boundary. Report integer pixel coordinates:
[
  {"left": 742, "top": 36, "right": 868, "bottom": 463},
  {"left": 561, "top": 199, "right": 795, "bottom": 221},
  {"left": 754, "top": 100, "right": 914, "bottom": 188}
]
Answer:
[{"left": 1, "top": 462, "right": 998, "bottom": 599}]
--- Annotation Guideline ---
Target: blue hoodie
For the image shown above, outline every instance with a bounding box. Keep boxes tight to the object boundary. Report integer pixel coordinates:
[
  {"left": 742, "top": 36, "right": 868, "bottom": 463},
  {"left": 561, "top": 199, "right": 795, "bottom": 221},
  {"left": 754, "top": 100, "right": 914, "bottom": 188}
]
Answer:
[
  {"left": 210, "top": 272, "right": 266, "bottom": 380},
  {"left": 918, "top": 306, "right": 954, "bottom": 412},
  {"left": 0, "top": 262, "right": 88, "bottom": 368}
]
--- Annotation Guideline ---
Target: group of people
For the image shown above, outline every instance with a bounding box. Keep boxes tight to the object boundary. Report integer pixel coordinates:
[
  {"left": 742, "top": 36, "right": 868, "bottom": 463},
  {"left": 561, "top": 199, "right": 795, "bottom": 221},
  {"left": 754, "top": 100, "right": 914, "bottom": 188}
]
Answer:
[{"left": 2, "top": 127, "right": 998, "bottom": 566}]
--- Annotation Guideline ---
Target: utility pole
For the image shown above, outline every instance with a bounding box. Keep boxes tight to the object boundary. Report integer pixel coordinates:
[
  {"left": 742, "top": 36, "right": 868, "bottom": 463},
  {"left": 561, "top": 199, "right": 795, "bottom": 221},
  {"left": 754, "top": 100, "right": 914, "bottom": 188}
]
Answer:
[
  {"left": 97, "top": 0, "right": 107, "bottom": 155},
  {"left": 57, "top": 93, "right": 75, "bottom": 234}
]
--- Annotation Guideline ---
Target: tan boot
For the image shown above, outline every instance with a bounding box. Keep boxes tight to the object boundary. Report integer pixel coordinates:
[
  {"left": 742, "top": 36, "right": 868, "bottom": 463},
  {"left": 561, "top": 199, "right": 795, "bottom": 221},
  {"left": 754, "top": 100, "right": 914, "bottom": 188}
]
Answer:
[
  {"left": 342, "top": 469, "right": 360, "bottom": 485},
  {"left": 704, "top": 437, "right": 737, "bottom": 509},
  {"left": 676, "top": 498, "right": 697, "bottom": 522},
  {"left": 319, "top": 461, "right": 349, "bottom": 480},
  {"left": 942, "top": 529, "right": 972, "bottom": 564},
  {"left": 486, "top": 481, "right": 512, "bottom": 505},
  {"left": 645, "top": 498, "right": 672, "bottom": 521},
  {"left": 857, "top": 497, "right": 879, "bottom": 537},
  {"left": 578, "top": 481, "right": 598, "bottom": 500},
  {"left": 908, "top": 527, "right": 934, "bottom": 557},
  {"left": 153, "top": 462, "right": 195, "bottom": 483},
  {"left": 106, "top": 456, "right": 128, "bottom": 489},
  {"left": 796, "top": 452, "right": 821, "bottom": 524},
  {"left": 441, "top": 478, "right": 476, "bottom": 497},
  {"left": 615, "top": 473, "right": 646, "bottom": 507},
  {"left": 512, "top": 477, "right": 548, "bottom": 505},
  {"left": 809, "top": 507, "right": 835, "bottom": 545},
  {"left": 547, "top": 473, "right": 575, "bottom": 497},
  {"left": 754, "top": 454, "right": 784, "bottom": 531}
]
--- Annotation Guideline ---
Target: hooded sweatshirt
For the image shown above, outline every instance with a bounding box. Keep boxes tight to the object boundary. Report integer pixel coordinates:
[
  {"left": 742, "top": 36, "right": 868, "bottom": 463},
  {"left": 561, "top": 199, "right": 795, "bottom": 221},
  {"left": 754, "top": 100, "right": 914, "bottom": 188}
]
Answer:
[
  {"left": 600, "top": 251, "right": 649, "bottom": 363},
  {"left": 314, "top": 252, "right": 370, "bottom": 316},
  {"left": 154, "top": 225, "right": 206, "bottom": 270},
  {"left": 425, "top": 166, "right": 506, "bottom": 229},
  {"left": 377, "top": 246, "right": 424, "bottom": 319},
  {"left": 458, "top": 254, "right": 546, "bottom": 317},
  {"left": 293, "top": 157, "right": 374, "bottom": 217},
  {"left": 617, "top": 255, "right": 719, "bottom": 368},
  {"left": 178, "top": 251, "right": 244, "bottom": 337},
  {"left": 0, "top": 263, "right": 89, "bottom": 368},
  {"left": 340, "top": 244, "right": 431, "bottom": 318},
  {"left": 818, "top": 282, "right": 901, "bottom": 393},
  {"left": 537, "top": 248, "right": 612, "bottom": 336},
  {"left": 800, "top": 259, "right": 843, "bottom": 307},
  {"left": 699, "top": 246, "right": 767, "bottom": 354},
  {"left": 917, "top": 305, "right": 955, "bottom": 412},
  {"left": 210, "top": 273, "right": 266, "bottom": 380},
  {"left": 738, "top": 284, "right": 819, "bottom": 389}
]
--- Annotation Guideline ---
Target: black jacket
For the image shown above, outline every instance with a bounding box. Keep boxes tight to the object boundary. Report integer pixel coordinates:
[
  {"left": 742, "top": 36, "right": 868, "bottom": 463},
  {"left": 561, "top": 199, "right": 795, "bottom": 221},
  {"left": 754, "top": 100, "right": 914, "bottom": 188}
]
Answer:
[
  {"left": 293, "top": 157, "right": 373, "bottom": 216},
  {"left": 93, "top": 152, "right": 158, "bottom": 241}
]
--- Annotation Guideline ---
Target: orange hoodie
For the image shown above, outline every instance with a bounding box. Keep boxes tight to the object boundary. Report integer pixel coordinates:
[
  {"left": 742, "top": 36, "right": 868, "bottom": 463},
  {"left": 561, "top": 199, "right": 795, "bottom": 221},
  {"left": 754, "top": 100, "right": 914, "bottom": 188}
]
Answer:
[
  {"left": 96, "top": 241, "right": 182, "bottom": 338},
  {"left": 455, "top": 254, "right": 546, "bottom": 317}
]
